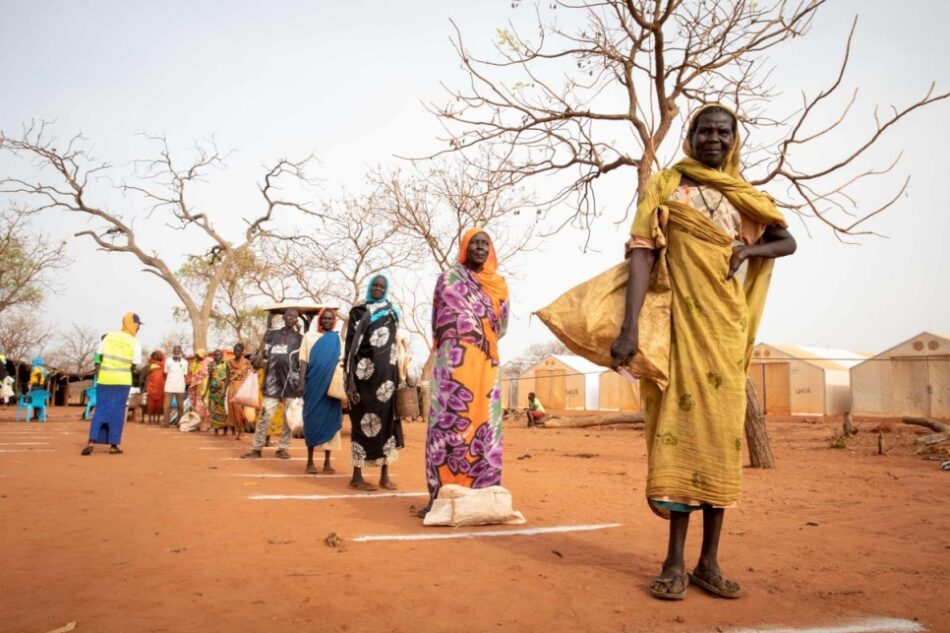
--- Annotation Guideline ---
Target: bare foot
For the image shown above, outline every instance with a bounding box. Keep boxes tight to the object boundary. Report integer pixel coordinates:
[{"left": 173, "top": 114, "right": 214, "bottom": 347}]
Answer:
[
  {"left": 306, "top": 463, "right": 319, "bottom": 474},
  {"left": 379, "top": 480, "right": 397, "bottom": 491},
  {"left": 322, "top": 466, "right": 336, "bottom": 474}
]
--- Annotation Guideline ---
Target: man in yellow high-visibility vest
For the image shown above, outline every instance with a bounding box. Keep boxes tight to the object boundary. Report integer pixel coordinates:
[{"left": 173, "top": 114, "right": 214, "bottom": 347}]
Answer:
[{"left": 82, "top": 312, "right": 143, "bottom": 455}]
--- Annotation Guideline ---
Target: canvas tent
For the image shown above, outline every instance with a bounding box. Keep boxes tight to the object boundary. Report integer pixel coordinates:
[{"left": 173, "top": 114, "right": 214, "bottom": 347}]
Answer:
[
  {"left": 517, "top": 354, "right": 600, "bottom": 411},
  {"left": 598, "top": 369, "right": 642, "bottom": 412},
  {"left": 749, "top": 344, "right": 868, "bottom": 416},
  {"left": 851, "top": 332, "right": 950, "bottom": 419}
]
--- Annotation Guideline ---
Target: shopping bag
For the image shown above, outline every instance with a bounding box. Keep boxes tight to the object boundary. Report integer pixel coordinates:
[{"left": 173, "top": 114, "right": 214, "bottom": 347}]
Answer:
[
  {"left": 284, "top": 398, "right": 304, "bottom": 433},
  {"left": 231, "top": 373, "right": 261, "bottom": 409}
]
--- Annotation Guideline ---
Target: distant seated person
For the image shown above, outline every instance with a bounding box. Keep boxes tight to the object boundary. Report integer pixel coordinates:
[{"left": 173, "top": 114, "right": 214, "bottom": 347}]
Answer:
[
  {"left": 526, "top": 392, "right": 546, "bottom": 427},
  {"left": 29, "top": 357, "right": 48, "bottom": 391}
]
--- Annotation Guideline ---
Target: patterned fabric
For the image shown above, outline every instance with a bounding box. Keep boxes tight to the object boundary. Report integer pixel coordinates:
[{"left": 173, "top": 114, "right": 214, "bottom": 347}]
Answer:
[
  {"left": 426, "top": 262, "right": 509, "bottom": 500},
  {"left": 345, "top": 302, "right": 403, "bottom": 468},
  {"left": 226, "top": 357, "right": 252, "bottom": 428},
  {"left": 206, "top": 360, "right": 229, "bottom": 429},
  {"left": 188, "top": 357, "right": 211, "bottom": 427}
]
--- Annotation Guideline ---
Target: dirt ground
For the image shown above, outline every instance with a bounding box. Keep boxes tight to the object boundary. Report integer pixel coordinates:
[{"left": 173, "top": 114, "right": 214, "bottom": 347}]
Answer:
[{"left": 0, "top": 407, "right": 948, "bottom": 633}]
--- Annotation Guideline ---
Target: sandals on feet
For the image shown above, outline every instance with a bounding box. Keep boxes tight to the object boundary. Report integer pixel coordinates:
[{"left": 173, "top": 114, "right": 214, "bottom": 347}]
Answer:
[
  {"left": 650, "top": 573, "right": 689, "bottom": 601},
  {"left": 109, "top": 446, "right": 123, "bottom": 454},
  {"left": 81, "top": 445, "right": 94, "bottom": 456},
  {"left": 240, "top": 450, "right": 262, "bottom": 459},
  {"left": 688, "top": 569, "right": 742, "bottom": 599},
  {"left": 274, "top": 449, "right": 291, "bottom": 459},
  {"left": 349, "top": 481, "right": 377, "bottom": 492}
]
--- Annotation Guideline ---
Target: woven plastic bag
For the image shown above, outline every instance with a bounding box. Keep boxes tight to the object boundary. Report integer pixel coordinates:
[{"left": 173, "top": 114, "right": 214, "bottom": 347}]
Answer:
[
  {"left": 423, "top": 485, "right": 526, "bottom": 527},
  {"left": 534, "top": 259, "right": 671, "bottom": 390},
  {"left": 231, "top": 372, "right": 261, "bottom": 409}
]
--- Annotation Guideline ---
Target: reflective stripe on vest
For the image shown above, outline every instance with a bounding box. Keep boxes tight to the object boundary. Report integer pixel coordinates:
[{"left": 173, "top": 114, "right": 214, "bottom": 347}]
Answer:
[{"left": 99, "top": 331, "right": 136, "bottom": 386}]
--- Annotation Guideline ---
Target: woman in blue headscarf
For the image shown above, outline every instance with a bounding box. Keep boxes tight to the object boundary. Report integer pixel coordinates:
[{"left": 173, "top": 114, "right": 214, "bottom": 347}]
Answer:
[
  {"left": 300, "top": 308, "right": 343, "bottom": 474},
  {"left": 344, "top": 274, "right": 404, "bottom": 491}
]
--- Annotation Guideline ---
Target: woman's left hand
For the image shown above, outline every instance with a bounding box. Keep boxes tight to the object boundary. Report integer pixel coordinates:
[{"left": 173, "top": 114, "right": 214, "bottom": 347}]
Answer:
[{"left": 727, "top": 245, "right": 748, "bottom": 280}]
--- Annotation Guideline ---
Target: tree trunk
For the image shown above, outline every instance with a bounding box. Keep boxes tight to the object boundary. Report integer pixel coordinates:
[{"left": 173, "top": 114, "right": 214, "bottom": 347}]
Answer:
[
  {"left": 191, "top": 313, "right": 210, "bottom": 352},
  {"left": 744, "top": 377, "right": 775, "bottom": 469},
  {"left": 902, "top": 417, "right": 950, "bottom": 433},
  {"left": 543, "top": 412, "right": 644, "bottom": 428},
  {"left": 843, "top": 411, "right": 856, "bottom": 436}
]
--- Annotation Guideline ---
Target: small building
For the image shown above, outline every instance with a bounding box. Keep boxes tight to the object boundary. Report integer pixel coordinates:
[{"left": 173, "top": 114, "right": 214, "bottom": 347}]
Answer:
[
  {"left": 598, "top": 369, "right": 642, "bottom": 412},
  {"left": 517, "top": 354, "right": 600, "bottom": 411},
  {"left": 750, "top": 343, "right": 868, "bottom": 416},
  {"left": 851, "top": 332, "right": 950, "bottom": 419}
]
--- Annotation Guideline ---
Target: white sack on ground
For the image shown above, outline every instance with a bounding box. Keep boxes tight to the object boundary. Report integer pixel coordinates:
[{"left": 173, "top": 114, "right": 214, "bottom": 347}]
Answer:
[{"left": 423, "top": 484, "right": 526, "bottom": 527}]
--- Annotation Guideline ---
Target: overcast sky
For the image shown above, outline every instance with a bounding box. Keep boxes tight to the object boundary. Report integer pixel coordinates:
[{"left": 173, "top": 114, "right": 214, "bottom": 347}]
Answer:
[{"left": 1, "top": 0, "right": 947, "bottom": 363}]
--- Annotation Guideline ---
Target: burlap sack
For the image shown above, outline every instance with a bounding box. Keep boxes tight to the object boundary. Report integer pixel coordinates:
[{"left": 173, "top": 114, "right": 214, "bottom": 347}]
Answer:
[{"left": 534, "top": 259, "right": 671, "bottom": 390}]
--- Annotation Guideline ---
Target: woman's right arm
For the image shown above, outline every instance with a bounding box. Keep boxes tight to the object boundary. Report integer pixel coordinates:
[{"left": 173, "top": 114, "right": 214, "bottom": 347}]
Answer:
[{"left": 610, "top": 248, "right": 655, "bottom": 369}]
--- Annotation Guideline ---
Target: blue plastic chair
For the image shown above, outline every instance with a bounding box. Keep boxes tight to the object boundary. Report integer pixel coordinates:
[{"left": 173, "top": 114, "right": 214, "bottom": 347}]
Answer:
[{"left": 17, "top": 389, "right": 50, "bottom": 422}]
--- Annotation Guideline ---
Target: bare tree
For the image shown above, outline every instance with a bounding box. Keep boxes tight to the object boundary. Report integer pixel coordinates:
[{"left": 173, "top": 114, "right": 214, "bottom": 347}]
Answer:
[
  {"left": 374, "top": 157, "right": 538, "bottom": 378},
  {"left": 428, "top": 1, "right": 947, "bottom": 239},
  {"left": 46, "top": 323, "right": 100, "bottom": 375},
  {"left": 0, "top": 309, "right": 56, "bottom": 392},
  {"left": 174, "top": 248, "right": 271, "bottom": 351},
  {"left": 0, "top": 207, "right": 68, "bottom": 316},
  {"left": 266, "top": 189, "right": 421, "bottom": 314},
  {"left": 0, "top": 122, "right": 317, "bottom": 348},
  {"left": 505, "top": 339, "right": 570, "bottom": 377}
]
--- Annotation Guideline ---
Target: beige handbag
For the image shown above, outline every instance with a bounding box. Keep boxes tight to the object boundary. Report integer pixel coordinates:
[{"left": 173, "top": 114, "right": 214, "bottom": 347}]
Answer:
[{"left": 327, "top": 363, "right": 347, "bottom": 403}]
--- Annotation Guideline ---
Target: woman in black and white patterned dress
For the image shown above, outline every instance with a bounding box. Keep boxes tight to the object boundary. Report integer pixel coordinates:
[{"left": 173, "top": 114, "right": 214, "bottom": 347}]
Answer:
[{"left": 344, "top": 274, "right": 404, "bottom": 491}]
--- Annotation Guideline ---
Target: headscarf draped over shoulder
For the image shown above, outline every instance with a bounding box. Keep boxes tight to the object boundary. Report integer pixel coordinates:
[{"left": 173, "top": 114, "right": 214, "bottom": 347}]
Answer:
[
  {"left": 631, "top": 103, "right": 787, "bottom": 241},
  {"left": 458, "top": 228, "right": 509, "bottom": 315}
]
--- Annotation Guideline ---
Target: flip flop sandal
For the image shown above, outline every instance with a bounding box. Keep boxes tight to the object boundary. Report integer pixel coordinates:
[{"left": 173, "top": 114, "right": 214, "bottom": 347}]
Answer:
[
  {"left": 349, "top": 482, "right": 377, "bottom": 492},
  {"left": 650, "top": 574, "right": 688, "bottom": 601},
  {"left": 81, "top": 446, "right": 94, "bottom": 456},
  {"left": 688, "top": 571, "right": 742, "bottom": 599},
  {"left": 274, "top": 449, "right": 291, "bottom": 459},
  {"left": 240, "top": 450, "right": 262, "bottom": 459},
  {"left": 109, "top": 447, "right": 123, "bottom": 454},
  {"left": 379, "top": 481, "right": 398, "bottom": 491}
]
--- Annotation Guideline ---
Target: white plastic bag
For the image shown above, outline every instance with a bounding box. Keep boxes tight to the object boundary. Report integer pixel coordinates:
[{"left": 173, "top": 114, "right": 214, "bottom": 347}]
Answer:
[{"left": 284, "top": 398, "right": 304, "bottom": 433}]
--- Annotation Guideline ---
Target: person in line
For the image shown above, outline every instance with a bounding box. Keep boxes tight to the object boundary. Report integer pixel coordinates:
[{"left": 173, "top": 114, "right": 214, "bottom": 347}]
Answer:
[
  {"left": 344, "top": 275, "right": 403, "bottom": 491},
  {"left": 610, "top": 104, "right": 796, "bottom": 600},
  {"left": 526, "top": 392, "right": 546, "bottom": 427},
  {"left": 82, "top": 313, "right": 143, "bottom": 455},
  {"left": 163, "top": 346, "right": 189, "bottom": 426},
  {"left": 242, "top": 309, "right": 303, "bottom": 459},
  {"left": 188, "top": 349, "right": 211, "bottom": 431},
  {"left": 207, "top": 349, "right": 229, "bottom": 436},
  {"left": 300, "top": 308, "right": 343, "bottom": 474},
  {"left": 143, "top": 350, "right": 166, "bottom": 424},
  {"left": 29, "top": 357, "right": 48, "bottom": 392},
  {"left": 225, "top": 343, "right": 252, "bottom": 440},
  {"left": 419, "top": 229, "right": 508, "bottom": 517}
]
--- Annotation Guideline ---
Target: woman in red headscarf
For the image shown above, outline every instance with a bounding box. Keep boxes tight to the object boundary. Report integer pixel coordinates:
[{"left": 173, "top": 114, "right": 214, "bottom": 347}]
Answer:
[
  {"left": 420, "top": 228, "right": 509, "bottom": 517},
  {"left": 144, "top": 350, "right": 166, "bottom": 424}
]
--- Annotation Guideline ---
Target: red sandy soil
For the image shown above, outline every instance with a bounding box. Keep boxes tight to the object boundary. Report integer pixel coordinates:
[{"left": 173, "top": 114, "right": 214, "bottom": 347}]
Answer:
[{"left": 0, "top": 407, "right": 948, "bottom": 633}]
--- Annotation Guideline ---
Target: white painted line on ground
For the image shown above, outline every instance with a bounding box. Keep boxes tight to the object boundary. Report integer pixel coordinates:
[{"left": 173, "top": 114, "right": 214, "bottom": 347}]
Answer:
[
  {"left": 197, "top": 447, "right": 246, "bottom": 450},
  {"left": 0, "top": 442, "right": 49, "bottom": 445},
  {"left": 353, "top": 523, "right": 623, "bottom": 543},
  {"left": 251, "top": 492, "right": 427, "bottom": 501},
  {"left": 725, "top": 617, "right": 925, "bottom": 633},
  {"left": 0, "top": 449, "right": 55, "bottom": 453},
  {"left": 223, "top": 457, "right": 308, "bottom": 461},
  {"left": 228, "top": 473, "right": 352, "bottom": 478}
]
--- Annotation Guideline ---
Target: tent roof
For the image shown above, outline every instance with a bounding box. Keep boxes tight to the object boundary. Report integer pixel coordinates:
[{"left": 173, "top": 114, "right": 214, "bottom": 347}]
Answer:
[
  {"left": 550, "top": 354, "right": 604, "bottom": 376},
  {"left": 854, "top": 331, "right": 950, "bottom": 364},
  {"left": 755, "top": 343, "right": 869, "bottom": 372}
]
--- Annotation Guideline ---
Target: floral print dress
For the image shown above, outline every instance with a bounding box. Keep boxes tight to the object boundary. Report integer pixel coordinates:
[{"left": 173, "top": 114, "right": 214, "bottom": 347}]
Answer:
[
  {"left": 344, "top": 303, "right": 404, "bottom": 468},
  {"left": 426, "top": 264, "right": 509, "bottom": 499}
]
